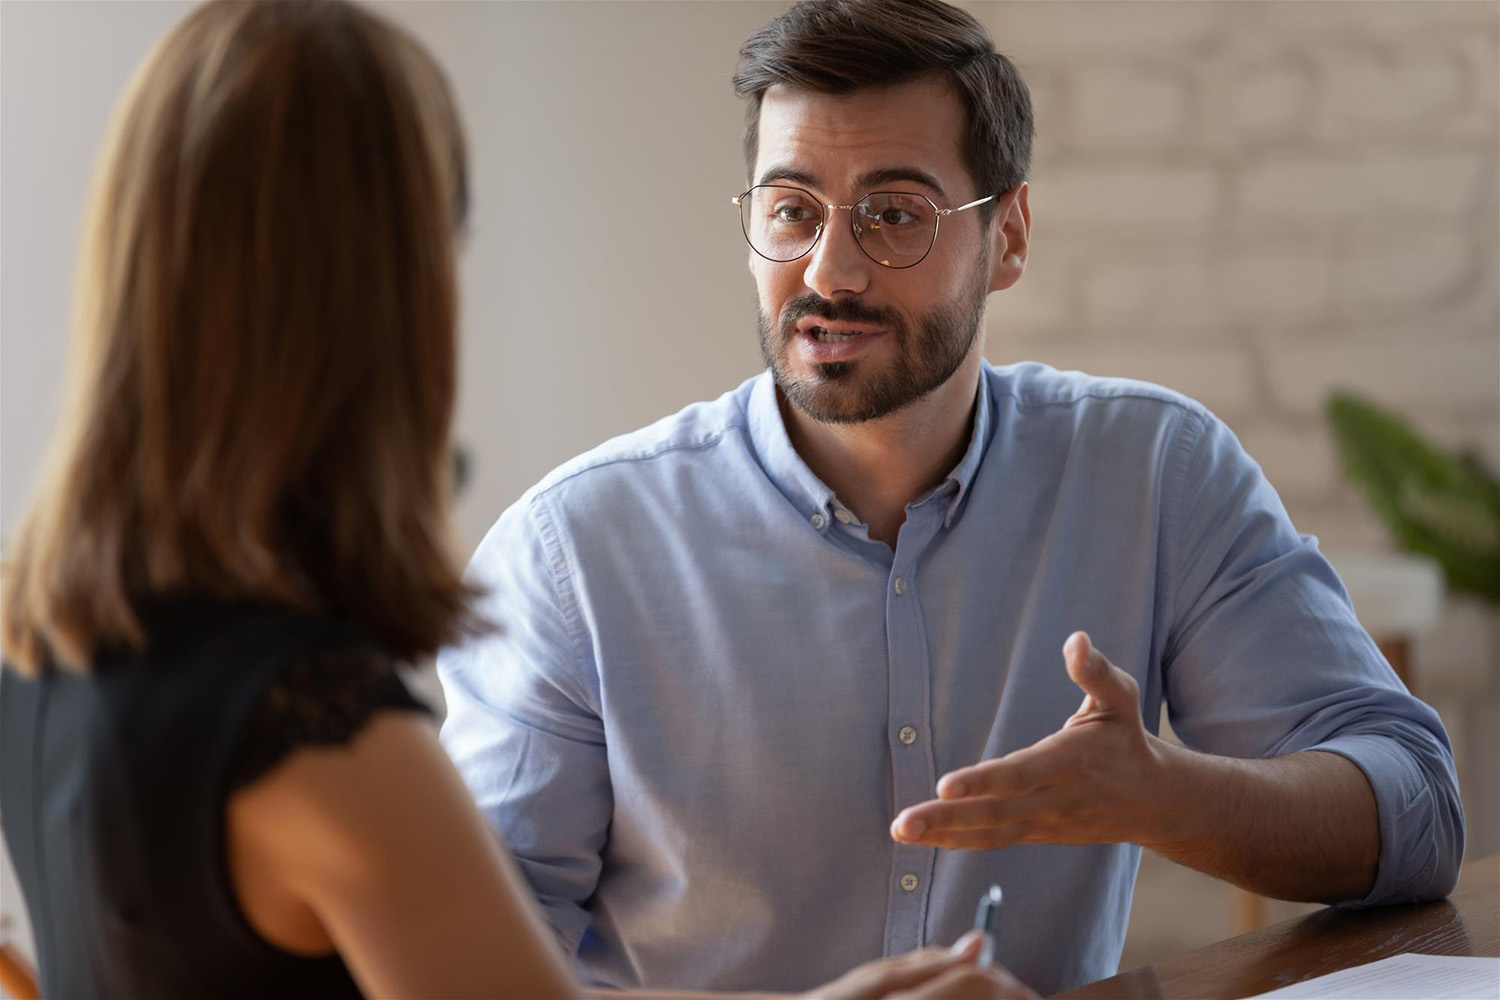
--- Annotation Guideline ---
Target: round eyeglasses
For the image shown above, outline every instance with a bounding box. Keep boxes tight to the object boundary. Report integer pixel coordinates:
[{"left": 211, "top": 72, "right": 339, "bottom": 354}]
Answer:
[{"left": 732, "top": 184, "right": 996, "bottom": 269}]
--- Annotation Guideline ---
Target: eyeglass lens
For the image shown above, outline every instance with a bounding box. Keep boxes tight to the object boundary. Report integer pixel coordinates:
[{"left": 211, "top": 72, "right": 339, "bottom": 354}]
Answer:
[{"left": 739, "top": 185, "right": 939, "bottom": 268}]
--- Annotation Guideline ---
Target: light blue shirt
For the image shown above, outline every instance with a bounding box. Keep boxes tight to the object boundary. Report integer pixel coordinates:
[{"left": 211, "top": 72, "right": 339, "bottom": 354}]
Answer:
[{"left": 438, "top": 362, "right": 1463, "bottom": 996}]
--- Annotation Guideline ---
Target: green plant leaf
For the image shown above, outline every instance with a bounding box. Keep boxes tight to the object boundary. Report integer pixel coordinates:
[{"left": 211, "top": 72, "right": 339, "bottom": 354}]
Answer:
[{"left": 1326, "top": 392, "right": 1500, "bottom": 602}]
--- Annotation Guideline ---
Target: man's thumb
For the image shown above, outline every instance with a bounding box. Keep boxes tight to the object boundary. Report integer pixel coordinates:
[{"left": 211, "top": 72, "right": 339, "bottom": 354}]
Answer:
[{"left": 1063, "top": 631, "right": 1133, "bottom": 714}]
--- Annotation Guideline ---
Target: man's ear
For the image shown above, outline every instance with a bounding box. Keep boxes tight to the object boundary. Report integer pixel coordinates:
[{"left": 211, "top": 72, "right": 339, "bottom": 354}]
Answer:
[{"left": 987, "top": 182, "right": 1030, "bottom": 293}]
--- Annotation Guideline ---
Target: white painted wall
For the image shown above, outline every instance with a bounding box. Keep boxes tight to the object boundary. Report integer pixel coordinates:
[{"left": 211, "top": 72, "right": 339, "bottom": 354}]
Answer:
[{"left": 1, "top": 0, "right": 782, "bottom": 553}]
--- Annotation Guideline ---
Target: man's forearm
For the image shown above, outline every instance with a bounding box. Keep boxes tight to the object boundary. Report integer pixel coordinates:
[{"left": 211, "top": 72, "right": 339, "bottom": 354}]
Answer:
[{"left": 1141, "top": 743, "right": 1380, "bottom": 904}]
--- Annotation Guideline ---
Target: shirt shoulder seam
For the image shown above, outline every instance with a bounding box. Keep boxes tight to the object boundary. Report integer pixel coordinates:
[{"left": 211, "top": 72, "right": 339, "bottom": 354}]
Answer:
[
  {"left": 1161, "top": 407, "right": 1212, "bottom": 665},
  {"left": 533, "top": 422, "right": 750, "bottom": 499},
  {"left": 989, "top": 379, "right": 1208, "bottom": 418},
  {"left": 526, "top": 491, "right": 602, "bottom": 710}
]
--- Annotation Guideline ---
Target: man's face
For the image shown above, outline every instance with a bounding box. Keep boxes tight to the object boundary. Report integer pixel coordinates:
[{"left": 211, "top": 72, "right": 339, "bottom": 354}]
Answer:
[{"left": 749, "top": 76, "right": 998, "bottom": 425}]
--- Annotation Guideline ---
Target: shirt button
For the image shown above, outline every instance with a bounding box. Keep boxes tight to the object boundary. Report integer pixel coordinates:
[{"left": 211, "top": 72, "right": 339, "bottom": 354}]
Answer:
[
  {"left": 900, "top": 873, "right": 919, "bottom": 892},
  {"left": 810, "top": 513, "right": 826, "bottom": 530},
  {"left": 893, "top": 577, "right": 908, "bottom": 596},
  {"left": 833, "top": 508, "right": 853, "bottom": 524},
  {"left": 898, "top": 726, "right": 917, "bottom": 745}
]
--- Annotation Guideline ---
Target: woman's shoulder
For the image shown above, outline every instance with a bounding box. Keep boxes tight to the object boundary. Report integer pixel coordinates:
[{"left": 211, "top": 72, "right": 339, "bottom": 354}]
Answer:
[
  {"left": 130, "top": 594, "right": 366, "bottom": 660},
  {"left": 90, "top": 594, "right": 430, "bottom": 787},
  {"left": 226, "top": 625, "right": 430, "bottom": 792}
]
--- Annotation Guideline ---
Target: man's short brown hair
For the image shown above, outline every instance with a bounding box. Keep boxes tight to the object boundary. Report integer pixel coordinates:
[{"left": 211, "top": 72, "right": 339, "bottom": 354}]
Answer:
[{"left": 733, "top": 0, "right": 1033, "bottom": 220}]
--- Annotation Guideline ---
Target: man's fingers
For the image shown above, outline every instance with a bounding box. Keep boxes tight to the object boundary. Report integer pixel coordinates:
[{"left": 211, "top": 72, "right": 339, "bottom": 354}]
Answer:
[
  {"left": 893, "top": 793, "right": 1039, "bottom": 840},
  {"left": 935, "top": 745, "right": 1051, "bottom": 800},
  {"left": 894, "top": 826, "right": 1026, "bottom": 851},
  {"left": 891, "top": 793, "right": 1063, "bottom": 849},
  {"left": 1063, "top": 630, "right": 1138, "bottom": 718}
]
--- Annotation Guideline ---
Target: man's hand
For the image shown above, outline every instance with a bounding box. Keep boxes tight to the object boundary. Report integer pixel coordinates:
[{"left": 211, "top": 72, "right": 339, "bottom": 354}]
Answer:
[{"left": 891, "top": 632, "right": 1167, "bottom": 851}]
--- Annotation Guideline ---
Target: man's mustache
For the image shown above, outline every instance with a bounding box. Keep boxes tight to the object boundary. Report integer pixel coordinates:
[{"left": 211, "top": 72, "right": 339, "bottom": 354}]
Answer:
[{"left": 778, "top": 294, "right": 902, "bottom": 332}]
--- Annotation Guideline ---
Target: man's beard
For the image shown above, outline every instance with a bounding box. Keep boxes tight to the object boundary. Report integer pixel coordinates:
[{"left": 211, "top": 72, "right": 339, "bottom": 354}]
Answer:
[{"left": 757, "top": 266, "right": 989, "bottom": 425}]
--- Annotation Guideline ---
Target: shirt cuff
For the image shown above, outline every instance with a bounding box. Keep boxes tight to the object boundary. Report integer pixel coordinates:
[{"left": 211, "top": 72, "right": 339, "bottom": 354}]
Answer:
[{"left": 1307, "top": 731, "right": 1457, "bottom": 907}]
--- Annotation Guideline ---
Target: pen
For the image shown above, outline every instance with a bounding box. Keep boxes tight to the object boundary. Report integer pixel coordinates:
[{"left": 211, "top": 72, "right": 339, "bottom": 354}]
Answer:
[{"left": 973, "top": 884, "right": 1002, "bottom": 968}]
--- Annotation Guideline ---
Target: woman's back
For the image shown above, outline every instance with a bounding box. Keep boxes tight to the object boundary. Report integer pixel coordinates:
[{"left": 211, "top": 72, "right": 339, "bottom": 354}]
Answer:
[
  {"left": 0, "top": 4, "right": 585, "bottom": 993},
  {"left": 0, "top": 3, "right": 487, "bottom": 985},
  {"left": 0, "top": 598, "right": 420, "bottom": 997}
]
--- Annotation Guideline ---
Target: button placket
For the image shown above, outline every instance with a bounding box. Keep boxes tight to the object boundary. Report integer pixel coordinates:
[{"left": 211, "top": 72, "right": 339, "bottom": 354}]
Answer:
[{"left": 883, "top": 508, "right": 943, "bottom": 956}]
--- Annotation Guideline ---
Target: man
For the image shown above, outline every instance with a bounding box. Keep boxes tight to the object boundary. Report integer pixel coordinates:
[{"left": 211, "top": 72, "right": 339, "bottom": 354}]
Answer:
[{"left": 438, "top": 1, "right": 1464, "bottom": 994}]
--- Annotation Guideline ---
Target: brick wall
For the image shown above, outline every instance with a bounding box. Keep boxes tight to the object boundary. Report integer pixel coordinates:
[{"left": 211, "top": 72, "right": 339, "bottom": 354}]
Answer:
[{"left": 972, "top": 0, "right": 1499, "bottom": 856}]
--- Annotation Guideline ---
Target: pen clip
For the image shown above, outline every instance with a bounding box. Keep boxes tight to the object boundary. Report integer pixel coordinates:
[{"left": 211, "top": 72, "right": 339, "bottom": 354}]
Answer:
[{"left": 974, "top": 884, "right": 1002, "bottom": 967}]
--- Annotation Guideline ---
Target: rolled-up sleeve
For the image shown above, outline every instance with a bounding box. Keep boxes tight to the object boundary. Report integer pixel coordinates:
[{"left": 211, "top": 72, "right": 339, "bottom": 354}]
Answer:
[
  {"left": 1161, "top": 409, "right": 1464, "bottom": 906},
  {"left": 437, "top": 491, "right": 611, "bottom": 954}
]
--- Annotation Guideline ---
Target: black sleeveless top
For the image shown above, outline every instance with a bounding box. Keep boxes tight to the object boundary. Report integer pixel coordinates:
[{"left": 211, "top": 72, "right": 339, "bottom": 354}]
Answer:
[{"left": 0, "top": 598, "right": 428, "bottom": 998}]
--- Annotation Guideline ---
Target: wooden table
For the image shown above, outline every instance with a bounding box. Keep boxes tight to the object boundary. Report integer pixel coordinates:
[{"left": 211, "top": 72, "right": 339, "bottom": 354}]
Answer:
[{"left": 1055, "top": 855, "right": 1498, "bottom": 998}]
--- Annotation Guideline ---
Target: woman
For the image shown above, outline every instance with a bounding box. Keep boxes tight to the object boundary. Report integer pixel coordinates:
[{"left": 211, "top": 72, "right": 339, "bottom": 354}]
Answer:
[{"left": 0, "top": 2, "right": 1031, "bottom": 997}]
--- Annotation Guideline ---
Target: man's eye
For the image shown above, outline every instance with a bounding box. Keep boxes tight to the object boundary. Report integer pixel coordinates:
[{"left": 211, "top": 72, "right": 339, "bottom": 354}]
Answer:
[
  {"left": 878, "top": 207, "right": 916, "bottom": 226},
  {"left": 773, "top": 205, "right": 815, "bottom": 223}
]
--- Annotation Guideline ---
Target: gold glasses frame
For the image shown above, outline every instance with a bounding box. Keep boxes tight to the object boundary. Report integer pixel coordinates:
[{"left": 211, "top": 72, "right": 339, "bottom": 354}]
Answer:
[{"left": 732, "top": 184, "right": 997, "bottom": 269}]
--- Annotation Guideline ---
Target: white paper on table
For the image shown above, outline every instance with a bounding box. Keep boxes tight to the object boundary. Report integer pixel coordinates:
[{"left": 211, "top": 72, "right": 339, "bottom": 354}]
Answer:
[{"left": 1251, "top": 953, "right": 1500, "bottom": 999}]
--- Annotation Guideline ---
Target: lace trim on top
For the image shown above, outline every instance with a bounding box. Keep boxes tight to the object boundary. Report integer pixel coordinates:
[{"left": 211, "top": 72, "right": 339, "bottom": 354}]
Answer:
[{"left": 226, "top": 640, "right": 429, "bottom": 792}]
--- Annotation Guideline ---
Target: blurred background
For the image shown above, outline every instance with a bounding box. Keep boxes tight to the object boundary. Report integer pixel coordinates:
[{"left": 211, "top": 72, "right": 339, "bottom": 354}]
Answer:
[{"left": 2, "top": 0, "right": 1496, "bottom": 984}]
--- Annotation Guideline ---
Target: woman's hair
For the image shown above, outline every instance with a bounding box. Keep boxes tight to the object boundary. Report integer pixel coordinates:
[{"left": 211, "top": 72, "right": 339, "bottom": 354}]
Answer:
[{"left": 3, "top": 0, "right": 481, "bottom": 672}]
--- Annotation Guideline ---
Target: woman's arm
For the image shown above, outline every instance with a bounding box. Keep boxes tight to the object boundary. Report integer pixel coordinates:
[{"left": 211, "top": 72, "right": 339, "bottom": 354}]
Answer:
[
  {"left": 228, "top": 710, "right": 581, "bottom": 999},
  {"left": 227, "top": 711, "right": 1034, "bottom": 1000}
]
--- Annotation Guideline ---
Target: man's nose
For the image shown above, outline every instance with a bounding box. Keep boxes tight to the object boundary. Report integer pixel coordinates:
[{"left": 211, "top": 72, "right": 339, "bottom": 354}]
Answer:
[{"left": 801, "top": 208, "right": 872, "bottom": 299}]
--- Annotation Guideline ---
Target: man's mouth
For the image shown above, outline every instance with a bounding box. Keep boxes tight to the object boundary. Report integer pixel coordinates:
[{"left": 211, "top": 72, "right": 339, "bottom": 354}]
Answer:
[
  {"left": 789, "top": 317, "right": 888, "bottom": 364},
  {"left": 795, "top": 317, "right": 885, "bottom": 343},
  {"left": 809, "top": 326, "right": 863, "bottom": 344}
]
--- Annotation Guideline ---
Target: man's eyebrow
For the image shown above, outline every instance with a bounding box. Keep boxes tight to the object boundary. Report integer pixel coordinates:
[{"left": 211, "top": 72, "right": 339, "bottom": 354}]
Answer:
[
  {"left": 756, "top": 166, "right": 819, "bottom": 188},
  {"left": 855, "top": 166, "right": 948, "bottom": 200},
  {"left": 753, "top": 165, "right": 950, "bottom": 200}
]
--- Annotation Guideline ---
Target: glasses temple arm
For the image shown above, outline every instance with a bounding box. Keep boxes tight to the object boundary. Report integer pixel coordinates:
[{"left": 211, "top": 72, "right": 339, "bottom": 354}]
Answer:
[{"left": 939, "top": 193, "right": 998, "bottom": 216}]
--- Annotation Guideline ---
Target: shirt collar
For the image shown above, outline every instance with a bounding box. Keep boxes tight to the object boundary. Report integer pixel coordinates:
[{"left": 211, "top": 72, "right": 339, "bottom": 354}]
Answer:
[
  {"left": 745, "top": 368, "right": 995, "bottom": 531},
  {"left": 939, "top": 369, "right": 993, "bottom": 527},
  {"left": 747, "top": 372, "right": 839, "bottom": 523}
]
